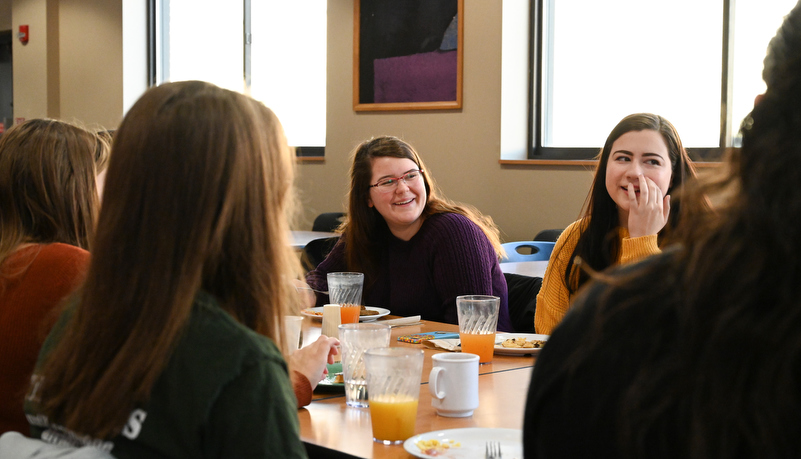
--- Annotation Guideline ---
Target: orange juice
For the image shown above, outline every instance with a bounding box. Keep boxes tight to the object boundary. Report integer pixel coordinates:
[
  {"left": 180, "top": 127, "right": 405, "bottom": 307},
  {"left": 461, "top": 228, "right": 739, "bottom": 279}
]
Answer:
[
  {"left": 369, "top": 395, "right": 418, "bottom": 443},
  {"left": 459, "top": 332, "right": 495, "bottom": 363},
  {"left": 340, "top": 304, "right": 361, "bottom": 324}
]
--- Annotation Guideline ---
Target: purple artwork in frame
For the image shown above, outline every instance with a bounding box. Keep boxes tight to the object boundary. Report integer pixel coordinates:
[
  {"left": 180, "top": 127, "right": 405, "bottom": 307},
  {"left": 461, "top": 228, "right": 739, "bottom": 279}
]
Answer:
[{"left": 353, "top": 0, "right": 463, "bottom": 111}]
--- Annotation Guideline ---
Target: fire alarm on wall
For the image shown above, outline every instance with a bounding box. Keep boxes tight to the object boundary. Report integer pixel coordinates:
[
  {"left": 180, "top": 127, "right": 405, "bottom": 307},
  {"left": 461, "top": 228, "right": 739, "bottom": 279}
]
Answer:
[{"left": 19, "top": 25, "right": 29, "bottom": 44}]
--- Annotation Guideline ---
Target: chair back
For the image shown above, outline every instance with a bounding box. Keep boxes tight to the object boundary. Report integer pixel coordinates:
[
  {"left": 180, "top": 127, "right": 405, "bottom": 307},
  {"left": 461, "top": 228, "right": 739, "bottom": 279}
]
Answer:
[
  {"left": 302, "top": 236, "right": 340, "bottom": 270},
  {"left": 500, "top": 241, "right": 555, "bottom": 263},
  {"left": 312, "top": 212, "right": 345, "bottom": 232},
  {"left": 533, "top": 228, "right": 563, "bottom": 242}
]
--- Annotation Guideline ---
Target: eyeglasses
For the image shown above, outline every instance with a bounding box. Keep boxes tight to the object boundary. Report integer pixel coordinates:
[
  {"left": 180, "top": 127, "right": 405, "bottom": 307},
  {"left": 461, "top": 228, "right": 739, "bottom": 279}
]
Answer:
[{"left": 369, "top": 170, "right": 424, "bottom": 193}]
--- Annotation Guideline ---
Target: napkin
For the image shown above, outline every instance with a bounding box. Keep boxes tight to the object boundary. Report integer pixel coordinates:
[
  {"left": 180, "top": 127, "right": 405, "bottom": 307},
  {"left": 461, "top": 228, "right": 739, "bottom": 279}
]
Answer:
[
  {"left": 374, "top": 315, "right": 421, "bottom": 327},
  {"left": 321, "top": 304, "right": 341, "bottom": 337},
  {"left": 422, "top": 338, "right": 461, "bottom": 352}
]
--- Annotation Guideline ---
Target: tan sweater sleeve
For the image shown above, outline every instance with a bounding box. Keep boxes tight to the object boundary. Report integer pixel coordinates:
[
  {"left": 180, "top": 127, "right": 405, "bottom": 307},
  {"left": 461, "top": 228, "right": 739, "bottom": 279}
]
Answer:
[
  {"left": 618, "top": 229, "right": 660, "bottom": 264},
  {"left": 534, "top": 220, "right": 584, "bottom": 335}
]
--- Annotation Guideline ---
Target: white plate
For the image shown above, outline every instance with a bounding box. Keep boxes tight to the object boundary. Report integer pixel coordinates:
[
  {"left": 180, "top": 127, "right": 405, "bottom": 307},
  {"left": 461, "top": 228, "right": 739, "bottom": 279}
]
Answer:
[
  {"left": 404, "top": 427, "right": 522, "bottom": 459},
  {"left": 493, "top": 333, "right": 549, "bottom": 355},
  {"left": 300, "top": 306, "right": 390, "bottom": 322}
]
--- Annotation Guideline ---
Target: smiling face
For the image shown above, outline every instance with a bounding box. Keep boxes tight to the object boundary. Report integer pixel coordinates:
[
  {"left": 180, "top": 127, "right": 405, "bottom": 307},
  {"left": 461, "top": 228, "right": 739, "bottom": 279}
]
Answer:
[
  {"left": 604, "top": 129, "right": 673, "bottom": 222},
  {"left": 367, "top": 156, "right": 427, "bottom": 240}
]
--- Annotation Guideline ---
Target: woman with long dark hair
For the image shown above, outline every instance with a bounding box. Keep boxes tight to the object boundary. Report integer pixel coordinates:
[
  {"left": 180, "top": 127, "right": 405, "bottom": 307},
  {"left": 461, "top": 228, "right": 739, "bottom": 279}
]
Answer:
[
  {"left": 534, "top": 113, "right": 703, "bottom": 334},
  {"left": 306, "top": 136, "right": 511, "bottom": 331},
  {"left": 524, "top": 2, "right": 801, "bottom": 456}
]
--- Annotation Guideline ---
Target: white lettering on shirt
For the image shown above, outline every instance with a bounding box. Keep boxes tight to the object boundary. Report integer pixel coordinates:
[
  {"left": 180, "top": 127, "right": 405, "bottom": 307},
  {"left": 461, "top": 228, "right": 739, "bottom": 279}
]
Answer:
[{"left": 121, "top": 409, "right": 147, "bottom": 440}]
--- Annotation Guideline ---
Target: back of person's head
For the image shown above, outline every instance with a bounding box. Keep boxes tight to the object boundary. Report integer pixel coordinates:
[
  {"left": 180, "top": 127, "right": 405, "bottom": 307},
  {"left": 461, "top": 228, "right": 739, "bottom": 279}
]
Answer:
[
  {"left": 35, "top": 81, "right": 302, "bottom": 438},
  {"left": 569, "top": 3, "right": 801, "bottom": 456},
  {"left": 739, "top": 0, "right": 801, "bottom": 238},
  {"left": 0, "top": 119, "right": 109, "bottom": 262}
]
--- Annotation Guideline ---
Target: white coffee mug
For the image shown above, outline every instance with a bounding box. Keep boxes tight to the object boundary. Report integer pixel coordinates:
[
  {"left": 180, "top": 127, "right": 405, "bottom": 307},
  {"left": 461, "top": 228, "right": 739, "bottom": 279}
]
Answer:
[{"left": 428, "top": 352, "right": 479, "bottom": 417}]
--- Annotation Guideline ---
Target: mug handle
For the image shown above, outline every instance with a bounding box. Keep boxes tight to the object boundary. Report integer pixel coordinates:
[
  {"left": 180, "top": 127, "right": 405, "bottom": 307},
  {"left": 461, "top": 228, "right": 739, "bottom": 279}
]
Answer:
[{"left": 429, "top": 367, "right": 446, "bottom": 399}]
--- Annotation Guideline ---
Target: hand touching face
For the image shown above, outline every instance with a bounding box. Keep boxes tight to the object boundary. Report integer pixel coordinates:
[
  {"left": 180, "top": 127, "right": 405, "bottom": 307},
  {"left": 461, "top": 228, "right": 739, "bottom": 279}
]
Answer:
[{"left": 604, "top": 129, "right": 672, "bottom": 238}]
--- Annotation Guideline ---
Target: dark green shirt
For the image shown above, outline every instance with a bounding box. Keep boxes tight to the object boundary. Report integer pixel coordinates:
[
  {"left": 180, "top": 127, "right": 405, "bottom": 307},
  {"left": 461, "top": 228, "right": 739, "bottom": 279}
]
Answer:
[{"left": 26, "top": 291, "right": 307, "bottom": 459}]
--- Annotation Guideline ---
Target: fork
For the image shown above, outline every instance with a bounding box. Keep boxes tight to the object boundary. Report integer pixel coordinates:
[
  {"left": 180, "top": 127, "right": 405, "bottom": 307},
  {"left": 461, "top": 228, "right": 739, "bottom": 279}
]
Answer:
[
  {"left": 295, "top": 286, "right": 329, "bottom": 295},
  {"left": 485, "top": 441, "right": 502, "bottom": 459}
]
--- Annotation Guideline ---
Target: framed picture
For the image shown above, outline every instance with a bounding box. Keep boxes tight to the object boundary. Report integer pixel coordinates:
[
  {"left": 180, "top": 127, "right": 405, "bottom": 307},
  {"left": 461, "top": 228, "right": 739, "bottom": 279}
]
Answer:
[{"left": 353, "top": 0, "right": 464, "bottom": 112}]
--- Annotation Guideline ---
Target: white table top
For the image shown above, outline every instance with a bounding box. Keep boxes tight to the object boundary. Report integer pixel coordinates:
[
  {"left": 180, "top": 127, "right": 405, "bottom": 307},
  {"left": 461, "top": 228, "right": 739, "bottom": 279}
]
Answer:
[
  {"left": 290, "top": 231, "right": 340, "bottom": 248},
  {"left": 500, "top": 260, "right": 548, "bottom": 278}
]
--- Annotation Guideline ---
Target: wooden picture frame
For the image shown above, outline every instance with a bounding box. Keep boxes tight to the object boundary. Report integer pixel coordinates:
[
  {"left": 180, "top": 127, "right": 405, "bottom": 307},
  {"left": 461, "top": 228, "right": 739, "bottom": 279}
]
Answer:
[{"left": 353, "top": 0, "right": 464, "bottom": 112}]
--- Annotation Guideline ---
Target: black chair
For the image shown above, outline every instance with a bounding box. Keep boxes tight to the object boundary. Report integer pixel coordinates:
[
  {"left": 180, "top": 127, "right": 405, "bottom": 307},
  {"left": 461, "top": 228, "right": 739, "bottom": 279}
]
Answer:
[
  {"left": 302, "top": 236, "right": 340, "bottom": 270},
  {"left": 312, "top": 212, "right": 345, "bottom": 232},
  {"left": 504, "top": 272, "right": 541, "bottom": 333},
  {"left": 533, "top": 228, "right": 563, "bottom": 243}
]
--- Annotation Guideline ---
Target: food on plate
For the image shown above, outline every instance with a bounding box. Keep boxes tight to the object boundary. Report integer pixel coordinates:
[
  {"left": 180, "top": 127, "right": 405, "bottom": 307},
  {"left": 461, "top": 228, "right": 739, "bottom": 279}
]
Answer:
[
  {"left": 415, "top": 439, "right": 461, "bottom": 456},
  {"left": 332, "top": 373, "right": 344, "bottom": 384},
  {"left": 304, "top": 306, "right": 382, "bottom": 318},
  {"left": 501, "top": 337, "right": 546, "bottom": 349}
]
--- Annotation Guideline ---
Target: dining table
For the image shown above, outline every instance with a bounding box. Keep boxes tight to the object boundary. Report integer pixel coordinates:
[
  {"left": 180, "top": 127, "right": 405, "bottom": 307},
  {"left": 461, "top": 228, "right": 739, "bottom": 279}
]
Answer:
[
  {"left": 291, "top": 230, "right": 340, "bottom": 248},
  {"left": 499, "top": 260, "right": 548, "bottom": 278},
  {"left": 298, "top": 316, "right": 538, "bottom": 458}
]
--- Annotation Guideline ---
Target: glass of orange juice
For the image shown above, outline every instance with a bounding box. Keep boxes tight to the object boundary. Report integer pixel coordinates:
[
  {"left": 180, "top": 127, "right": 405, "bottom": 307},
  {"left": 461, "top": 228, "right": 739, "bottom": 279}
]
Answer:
[
  {"left": 364, "top": 348, "right": 424, "bottom": 444},
  {"left": 339, "top": 303, "right": 361, "bottom": 324},
  {"left": 456, "top": 295, "right": 500, "bottom": 364}
]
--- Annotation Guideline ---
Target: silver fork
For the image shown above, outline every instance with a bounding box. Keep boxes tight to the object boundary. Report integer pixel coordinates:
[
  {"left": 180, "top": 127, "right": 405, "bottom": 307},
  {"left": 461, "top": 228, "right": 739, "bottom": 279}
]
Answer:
[
  {"left": 295, "top": 286, "right": 329, "bottom": 295},
  {"left": 485, "top": 441, "right": 502, "bottom": 459}
]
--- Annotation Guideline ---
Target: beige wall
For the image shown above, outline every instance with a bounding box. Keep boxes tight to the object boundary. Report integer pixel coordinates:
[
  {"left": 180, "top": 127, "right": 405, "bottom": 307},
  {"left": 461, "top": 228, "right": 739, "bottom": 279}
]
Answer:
[
  {"left": 58, "top": 0, "right": 122, "bottom": 129},
  {"left": 295, "top": 0, "right": 593, "bottom": 241},
  {"left": 11, "top": 0, "right": 123, "bottom": 129},
  {"left": 11, "top": 0, "right": 51, "bottom": 119},
  {"left": 1, "top": 0, "right": 11, "bottom": 29},
  {"left": 7, "top": 0, "right": 592, "bottom": 240}
]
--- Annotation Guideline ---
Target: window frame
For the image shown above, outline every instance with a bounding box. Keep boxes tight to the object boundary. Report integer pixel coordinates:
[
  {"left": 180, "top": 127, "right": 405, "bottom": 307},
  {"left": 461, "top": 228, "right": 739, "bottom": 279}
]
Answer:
[
  {"left": 146, "top": 0, "right": 326, "bottom": 159},
  {"left": 526, "top": 0, "right": 735, "bottom": 163}
]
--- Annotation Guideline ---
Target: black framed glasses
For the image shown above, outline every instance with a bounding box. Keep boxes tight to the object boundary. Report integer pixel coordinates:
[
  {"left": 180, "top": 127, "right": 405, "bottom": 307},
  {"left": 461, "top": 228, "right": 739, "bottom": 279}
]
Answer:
[{"left": 369, "top": 170, "right": 424, "bottom": 193}]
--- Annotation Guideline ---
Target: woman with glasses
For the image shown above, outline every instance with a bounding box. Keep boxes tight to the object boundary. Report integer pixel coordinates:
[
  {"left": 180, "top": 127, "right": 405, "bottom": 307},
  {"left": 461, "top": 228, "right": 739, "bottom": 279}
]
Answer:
[{"left": 306, "top": 136, "right": 512, "bottom": 331}]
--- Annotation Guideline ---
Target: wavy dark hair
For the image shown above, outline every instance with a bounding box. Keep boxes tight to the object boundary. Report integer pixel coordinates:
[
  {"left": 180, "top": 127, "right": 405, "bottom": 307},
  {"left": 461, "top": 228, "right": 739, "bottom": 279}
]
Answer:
[
  {"left": 558, "top": 2, "right": 801, "bottom": 456},
  {"left": 341, "top": 136, "right": 502, "bottom": 279},
  {"left": 563, "top": 113, "right": 702, "bottom": 294}
]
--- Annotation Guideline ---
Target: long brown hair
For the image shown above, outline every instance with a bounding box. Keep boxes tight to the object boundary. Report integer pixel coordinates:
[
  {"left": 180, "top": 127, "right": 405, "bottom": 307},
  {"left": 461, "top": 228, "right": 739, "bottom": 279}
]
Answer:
[
  {"left": 0, "top": 119, "right": 109, "bottom": 263},
  {"left": 564, "top": 113, "right": 703, "bottom": 294},
  {"left": 35, "top": 81, "right": 303, "bottom": 438},
  {"left": 341, "top": 136, "right": 503, "bottom": 277}
]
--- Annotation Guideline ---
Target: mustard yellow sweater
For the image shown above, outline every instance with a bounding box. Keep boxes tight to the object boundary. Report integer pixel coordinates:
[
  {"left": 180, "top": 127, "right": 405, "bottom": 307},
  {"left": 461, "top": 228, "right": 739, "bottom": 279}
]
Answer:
[{"left": 534, "top": 219, "right": 660, "bottom": 335}]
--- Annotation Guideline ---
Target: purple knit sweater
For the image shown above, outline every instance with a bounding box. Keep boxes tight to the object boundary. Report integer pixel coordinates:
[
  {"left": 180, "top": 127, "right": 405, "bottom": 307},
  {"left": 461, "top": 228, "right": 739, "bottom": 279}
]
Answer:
[{"left": 306, "top": 213, "right": 512, "bottom": 332}]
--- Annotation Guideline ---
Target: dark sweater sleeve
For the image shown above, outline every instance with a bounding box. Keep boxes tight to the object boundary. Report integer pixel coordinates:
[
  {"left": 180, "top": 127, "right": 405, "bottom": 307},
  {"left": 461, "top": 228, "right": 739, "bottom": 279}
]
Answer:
[
  {"left": 305, "top": 239, "right": 348, "bottom": 306},
  {"left": 426, "top": 214, "right": 511, "bottom": 331}
]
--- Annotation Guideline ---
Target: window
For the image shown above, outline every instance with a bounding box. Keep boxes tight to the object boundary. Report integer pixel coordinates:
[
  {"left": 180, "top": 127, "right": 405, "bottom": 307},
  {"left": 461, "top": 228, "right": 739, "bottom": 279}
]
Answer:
[
  {"left": 151, "top": 0, "right": 326, "bottom": 152},
  {"left": 525, "top": 0, "right": 798, "bottom": 161}
]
